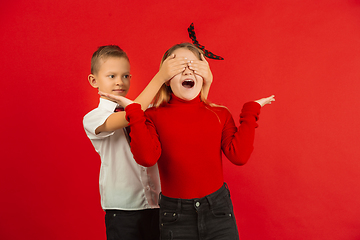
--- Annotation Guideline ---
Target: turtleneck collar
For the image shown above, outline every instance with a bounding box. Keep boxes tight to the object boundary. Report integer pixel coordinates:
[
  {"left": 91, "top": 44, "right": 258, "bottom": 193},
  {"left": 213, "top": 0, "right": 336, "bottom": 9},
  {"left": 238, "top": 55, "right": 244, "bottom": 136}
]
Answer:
[{"left": 168, "top": 93, "right": 202, "bottom": 105}]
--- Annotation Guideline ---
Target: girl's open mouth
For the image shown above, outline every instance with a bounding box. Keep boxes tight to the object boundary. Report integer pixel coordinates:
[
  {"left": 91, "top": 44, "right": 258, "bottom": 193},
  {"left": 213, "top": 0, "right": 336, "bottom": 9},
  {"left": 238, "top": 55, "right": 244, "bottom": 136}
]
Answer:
[{"left": 182, "top": 80, "right": 195, "bottom": 88}]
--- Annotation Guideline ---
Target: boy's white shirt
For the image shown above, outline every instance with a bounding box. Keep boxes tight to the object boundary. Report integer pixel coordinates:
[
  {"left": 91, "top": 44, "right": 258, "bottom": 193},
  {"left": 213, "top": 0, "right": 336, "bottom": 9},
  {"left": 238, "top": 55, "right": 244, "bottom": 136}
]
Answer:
[{"left": 83, "top": 98, "right": 160, "bottom": 210}]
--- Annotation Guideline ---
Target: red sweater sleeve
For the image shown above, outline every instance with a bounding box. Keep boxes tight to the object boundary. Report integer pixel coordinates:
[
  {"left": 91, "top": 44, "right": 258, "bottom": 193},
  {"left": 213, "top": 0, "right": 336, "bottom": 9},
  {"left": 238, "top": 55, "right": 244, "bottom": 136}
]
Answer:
[
  {"left": 221, "top": 101, "right": 261, "bottom": 165},
  {"left": 125, "top": 103, "right": 161, "bottom": 167}
]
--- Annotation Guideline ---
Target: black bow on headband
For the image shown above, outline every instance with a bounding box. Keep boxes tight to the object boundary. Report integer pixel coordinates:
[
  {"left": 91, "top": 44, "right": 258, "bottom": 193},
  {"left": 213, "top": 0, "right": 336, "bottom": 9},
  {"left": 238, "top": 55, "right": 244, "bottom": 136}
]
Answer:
[{"left": 187, "top": 23, "right": 224, "bottom": 60}]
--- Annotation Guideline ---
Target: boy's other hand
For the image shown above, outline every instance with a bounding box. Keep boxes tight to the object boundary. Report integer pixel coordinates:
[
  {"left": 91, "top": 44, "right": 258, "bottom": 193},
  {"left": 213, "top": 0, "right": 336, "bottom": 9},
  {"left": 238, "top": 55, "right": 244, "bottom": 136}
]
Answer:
[
  {"left": 188, "top": 54, "right": 213, "bottom": 88},
  {"left": 99, "top": 91, "right": 134, "bottom": 108}
]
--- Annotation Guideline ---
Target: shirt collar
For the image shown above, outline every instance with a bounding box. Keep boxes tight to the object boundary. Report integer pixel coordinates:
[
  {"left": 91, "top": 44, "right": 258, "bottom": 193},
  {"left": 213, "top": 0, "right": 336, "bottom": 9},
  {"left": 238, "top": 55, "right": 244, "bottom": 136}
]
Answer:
[{"left": 98, "top": 98, "right": 119, "bottom": 112}]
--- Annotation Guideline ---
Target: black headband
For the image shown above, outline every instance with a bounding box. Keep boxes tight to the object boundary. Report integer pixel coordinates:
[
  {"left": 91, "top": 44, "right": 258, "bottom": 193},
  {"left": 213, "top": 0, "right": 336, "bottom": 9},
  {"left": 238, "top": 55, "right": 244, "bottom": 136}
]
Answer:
[{"left": 187, "top": 23, "right": 224, "bottom": 60}]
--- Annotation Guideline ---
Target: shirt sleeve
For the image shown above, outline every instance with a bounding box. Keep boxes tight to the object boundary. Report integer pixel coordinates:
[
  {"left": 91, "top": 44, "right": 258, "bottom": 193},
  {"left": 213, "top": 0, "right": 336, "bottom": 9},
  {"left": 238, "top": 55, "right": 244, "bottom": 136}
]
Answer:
[
  {"left": 125, "top": 103, "right": 161, "bottom": 167},
  {"left": 83, "top": 109, "right": 115, "bottom": 140},
  {"left": 221, "top": 101, "right": 261, "bottom": 165}
]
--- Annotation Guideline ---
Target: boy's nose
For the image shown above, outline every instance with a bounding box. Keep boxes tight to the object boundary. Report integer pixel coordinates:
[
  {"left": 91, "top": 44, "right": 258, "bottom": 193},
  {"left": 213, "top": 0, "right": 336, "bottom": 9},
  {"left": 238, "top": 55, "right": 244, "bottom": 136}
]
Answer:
[{"left": 115, "top": 76, "right": 124, "bottom": 85}]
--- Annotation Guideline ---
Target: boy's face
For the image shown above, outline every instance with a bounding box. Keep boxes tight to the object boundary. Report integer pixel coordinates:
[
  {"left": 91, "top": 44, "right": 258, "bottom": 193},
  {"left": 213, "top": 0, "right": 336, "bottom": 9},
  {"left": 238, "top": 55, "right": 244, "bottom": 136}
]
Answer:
[
  {"left": 88, "top": 56, "right": 131, "bottom": 99},
  {"left": 168, "top": 48, "right": 203, "bottom": 101}
]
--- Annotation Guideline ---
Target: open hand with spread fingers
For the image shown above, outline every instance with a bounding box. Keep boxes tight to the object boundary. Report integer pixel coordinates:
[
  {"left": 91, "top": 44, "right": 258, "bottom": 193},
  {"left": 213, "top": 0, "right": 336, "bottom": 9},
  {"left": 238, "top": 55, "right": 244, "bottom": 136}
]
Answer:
[{"left": 254, "top": 95, "right": 275, "bottom": 107}]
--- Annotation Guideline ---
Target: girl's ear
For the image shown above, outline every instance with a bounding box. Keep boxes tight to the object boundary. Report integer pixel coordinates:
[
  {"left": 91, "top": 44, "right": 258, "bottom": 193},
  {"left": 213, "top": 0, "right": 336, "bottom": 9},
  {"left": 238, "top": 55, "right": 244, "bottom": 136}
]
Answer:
[{"left": 88, "top": 74, "right": 98, "bottom": 88}]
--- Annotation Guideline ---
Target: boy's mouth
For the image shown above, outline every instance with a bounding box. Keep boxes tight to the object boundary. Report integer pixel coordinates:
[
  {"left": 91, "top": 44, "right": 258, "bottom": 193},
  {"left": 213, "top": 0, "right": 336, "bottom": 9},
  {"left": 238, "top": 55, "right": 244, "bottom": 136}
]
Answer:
[
  {"left": 113, "top": 88, "right": 125, "bottom": 92},
  {"left": 182, "top": 80, "right": 195, "bottom": 88},
  {"left": 112, "top": 89, "right": 126, "bottom": 94}
]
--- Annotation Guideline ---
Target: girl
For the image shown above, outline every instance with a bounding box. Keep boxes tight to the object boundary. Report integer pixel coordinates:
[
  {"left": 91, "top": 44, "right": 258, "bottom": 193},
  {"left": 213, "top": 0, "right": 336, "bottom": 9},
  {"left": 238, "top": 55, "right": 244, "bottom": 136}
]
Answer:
[{"left": 100, "top": 42, "right": 275, "bottom": 240}]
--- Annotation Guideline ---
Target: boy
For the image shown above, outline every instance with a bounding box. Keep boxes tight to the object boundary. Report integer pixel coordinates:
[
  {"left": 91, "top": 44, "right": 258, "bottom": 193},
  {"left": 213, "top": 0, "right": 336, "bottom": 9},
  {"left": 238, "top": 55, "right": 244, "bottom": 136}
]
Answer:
[{"left": 83, "top": 45, "right": 195, "bottom": 240}]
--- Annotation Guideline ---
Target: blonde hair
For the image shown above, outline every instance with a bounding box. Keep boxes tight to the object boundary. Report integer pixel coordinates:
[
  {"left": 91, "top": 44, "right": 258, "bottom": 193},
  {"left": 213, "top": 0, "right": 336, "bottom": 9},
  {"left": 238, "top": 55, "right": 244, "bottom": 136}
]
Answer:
[
  {"left": 90, "top": 45, "right": 129, "bottom": 74},
  {"left": 153, "top": 42, "right": 209, "bottom": 107}
]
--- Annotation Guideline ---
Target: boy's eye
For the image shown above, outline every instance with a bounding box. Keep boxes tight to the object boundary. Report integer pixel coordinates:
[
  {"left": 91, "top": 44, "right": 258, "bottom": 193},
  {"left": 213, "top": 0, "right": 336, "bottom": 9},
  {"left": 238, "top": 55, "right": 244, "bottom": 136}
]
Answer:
[
  {"left": 108, "top": 75, "right": 115, "bottom": 79},
  {"left": 123, "top": 74, "right": 132, "bottom": 80}
]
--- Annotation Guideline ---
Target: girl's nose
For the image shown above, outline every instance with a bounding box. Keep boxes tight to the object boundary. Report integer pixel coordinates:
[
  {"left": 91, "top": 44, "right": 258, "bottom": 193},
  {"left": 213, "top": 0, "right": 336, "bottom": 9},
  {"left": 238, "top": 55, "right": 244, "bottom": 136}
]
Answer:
[{"left": 183, "top": 65, "right": 193, "bottom": 75}]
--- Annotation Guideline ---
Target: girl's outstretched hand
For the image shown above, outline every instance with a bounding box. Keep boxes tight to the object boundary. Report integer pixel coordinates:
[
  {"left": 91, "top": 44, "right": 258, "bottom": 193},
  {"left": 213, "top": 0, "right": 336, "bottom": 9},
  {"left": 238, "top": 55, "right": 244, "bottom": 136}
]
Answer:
[
  {"left": 98, "top": 91, "right": 134, "bottom": 108},
  {"left": 254, "top": 95, "right": 275, "bottom": 107},
  {"left": 188, "top": 54, "right": 213, "bottom": 88}
]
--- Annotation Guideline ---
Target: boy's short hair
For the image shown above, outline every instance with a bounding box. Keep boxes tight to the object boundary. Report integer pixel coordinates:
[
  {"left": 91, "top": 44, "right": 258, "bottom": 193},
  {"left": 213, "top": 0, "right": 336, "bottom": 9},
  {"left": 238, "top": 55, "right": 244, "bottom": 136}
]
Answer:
[{"left": 91, "top": 45, "right": 129, "bottom": 74}]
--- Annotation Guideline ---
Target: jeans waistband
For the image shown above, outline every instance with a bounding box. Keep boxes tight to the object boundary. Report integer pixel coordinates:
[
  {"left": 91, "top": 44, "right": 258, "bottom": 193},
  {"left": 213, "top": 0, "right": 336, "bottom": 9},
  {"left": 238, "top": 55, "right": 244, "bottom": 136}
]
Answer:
[{"left": 159, "top": 183, "right": 229, "bottom": 211}]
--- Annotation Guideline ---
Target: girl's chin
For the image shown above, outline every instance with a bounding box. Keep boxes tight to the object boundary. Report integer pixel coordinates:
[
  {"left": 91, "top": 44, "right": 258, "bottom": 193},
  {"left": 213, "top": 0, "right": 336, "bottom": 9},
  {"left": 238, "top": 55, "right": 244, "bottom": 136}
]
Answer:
[{"left": 177, "top": 94, "right": 198, "bottom": 101}]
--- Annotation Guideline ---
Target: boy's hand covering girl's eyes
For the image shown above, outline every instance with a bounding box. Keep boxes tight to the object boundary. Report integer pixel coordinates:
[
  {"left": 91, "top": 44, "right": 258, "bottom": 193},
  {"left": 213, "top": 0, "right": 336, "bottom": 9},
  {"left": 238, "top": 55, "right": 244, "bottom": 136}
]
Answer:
[
  {"left": 158, "top": 54, "right": 190, "bottom": 82},
  {"left": 254, "top": 95, "right": 276, "bottom": 107},
  {"left": 188, "top": 54, "right": 213, "bottom": 88},
  {"left": 98, "top": 91, "right": 134, "bottom": 108}
]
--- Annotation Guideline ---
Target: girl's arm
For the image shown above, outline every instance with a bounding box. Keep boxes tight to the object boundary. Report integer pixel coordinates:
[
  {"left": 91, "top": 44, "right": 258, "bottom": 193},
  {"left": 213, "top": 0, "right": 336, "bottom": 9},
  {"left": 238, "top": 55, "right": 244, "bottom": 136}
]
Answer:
[
  {"left": 99, "top": 92, "right": 161, "bottom": 167},
  {"left": 97, "top": 92, "right": 161, "bottom": 167},
  {"left": 222, "top": 95, "right": 275, "bottom": 165},
  {"left": 125, "top": 103, "right": 161, "bottom": 167},
  {"left": 221, "top": 102, "right": 260, "bottom": 165},
  {"left": 95, "top": 55, "right": 190, "bottom": 134}
]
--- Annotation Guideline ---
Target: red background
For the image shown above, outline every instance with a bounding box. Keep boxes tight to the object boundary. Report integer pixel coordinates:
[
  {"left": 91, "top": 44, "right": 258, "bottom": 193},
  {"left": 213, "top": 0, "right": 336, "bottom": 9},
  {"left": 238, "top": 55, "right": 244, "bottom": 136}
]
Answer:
[{"left": 1, "top": 0, "right": 360, "bottom": 239}]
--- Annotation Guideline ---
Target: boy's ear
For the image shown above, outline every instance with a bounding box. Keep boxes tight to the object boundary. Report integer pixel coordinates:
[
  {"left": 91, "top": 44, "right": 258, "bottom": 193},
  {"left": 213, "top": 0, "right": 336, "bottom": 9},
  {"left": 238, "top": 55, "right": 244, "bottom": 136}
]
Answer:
[{"left": 88, "top": 74, "right": 98, "bottom": 88}]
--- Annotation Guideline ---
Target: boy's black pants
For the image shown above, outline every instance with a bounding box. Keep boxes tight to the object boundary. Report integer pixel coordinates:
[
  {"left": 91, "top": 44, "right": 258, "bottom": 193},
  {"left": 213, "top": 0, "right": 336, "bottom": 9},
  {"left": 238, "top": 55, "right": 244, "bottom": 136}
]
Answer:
[{"left": 105, "top": 208, "right": 160, "bottom": 240}]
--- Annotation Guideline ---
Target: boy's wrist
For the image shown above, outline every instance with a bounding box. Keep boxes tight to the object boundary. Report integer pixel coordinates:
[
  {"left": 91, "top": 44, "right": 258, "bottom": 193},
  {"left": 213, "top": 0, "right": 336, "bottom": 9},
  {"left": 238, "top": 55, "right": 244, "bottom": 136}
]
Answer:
[{"left": 155, "top": 72, "right": 168, "bottom": 84}]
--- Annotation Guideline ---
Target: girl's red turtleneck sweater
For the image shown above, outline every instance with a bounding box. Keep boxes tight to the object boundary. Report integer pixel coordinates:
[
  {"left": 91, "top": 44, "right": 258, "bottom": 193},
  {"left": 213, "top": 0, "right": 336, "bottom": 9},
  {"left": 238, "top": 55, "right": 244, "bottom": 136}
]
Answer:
[{"left": 125, "top": 94, "right": 261, "bottom": 199}]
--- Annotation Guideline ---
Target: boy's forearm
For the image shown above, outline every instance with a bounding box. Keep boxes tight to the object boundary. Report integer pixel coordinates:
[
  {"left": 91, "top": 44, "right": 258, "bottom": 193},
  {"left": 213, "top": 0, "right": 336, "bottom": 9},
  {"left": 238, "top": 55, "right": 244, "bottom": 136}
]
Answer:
[
  {"left": 95, "top": 111, "right": 127, "bottom": 134},
  {"left": 95, "top": 73, "right": 165, "bottom": 134},
  {"left": 134, "top": 72, "right": 164, "bottom": 110}
]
